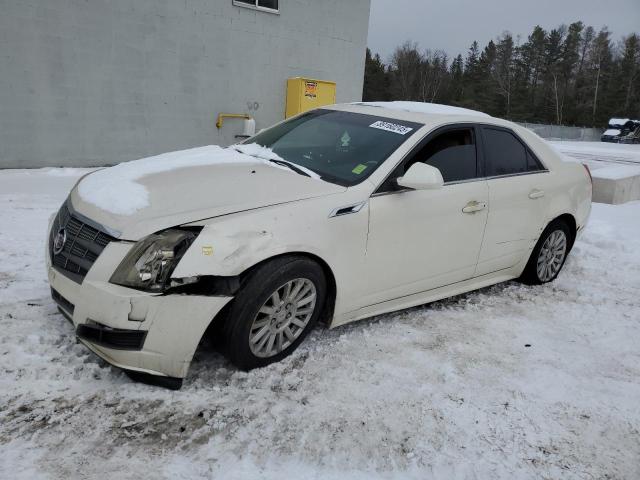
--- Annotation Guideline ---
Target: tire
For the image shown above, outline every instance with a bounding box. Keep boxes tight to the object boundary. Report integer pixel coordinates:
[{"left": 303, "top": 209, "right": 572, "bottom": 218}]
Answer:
[
  {"left": 520, "top": 219, "right": 573, "bottom": 285},
  {"left": 222, "top": 256, "right": 326, "bottom": 370}
]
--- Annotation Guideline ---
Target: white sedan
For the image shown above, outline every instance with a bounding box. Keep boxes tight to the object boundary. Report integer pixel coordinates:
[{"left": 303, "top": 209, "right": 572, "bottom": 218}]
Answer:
[{"left": 46, "top": 102, "right": 592, "bottom": 389}]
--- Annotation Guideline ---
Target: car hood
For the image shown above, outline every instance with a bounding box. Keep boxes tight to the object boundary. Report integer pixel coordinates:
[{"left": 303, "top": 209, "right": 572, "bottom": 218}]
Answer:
[{"left": 69, "top": 146, "right": 345, "bottom": 240}]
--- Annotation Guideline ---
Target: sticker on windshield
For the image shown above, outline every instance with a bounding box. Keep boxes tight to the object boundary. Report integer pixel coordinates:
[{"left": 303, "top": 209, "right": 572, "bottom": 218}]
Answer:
[
  {"left": 369, "top": 120, "right": 413, "bottom": 135},
  {"left": 352, "top": 164, "right": 367, "bottom": 174}
]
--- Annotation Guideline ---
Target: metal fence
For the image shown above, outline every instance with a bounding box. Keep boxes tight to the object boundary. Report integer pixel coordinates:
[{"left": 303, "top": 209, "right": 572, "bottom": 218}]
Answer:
[{"left": 516, "top": 122, "right": 603, "bottom": 142}]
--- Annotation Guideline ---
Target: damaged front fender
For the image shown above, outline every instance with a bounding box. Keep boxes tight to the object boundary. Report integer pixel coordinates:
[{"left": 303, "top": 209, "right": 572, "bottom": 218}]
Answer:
[{"left": 171, "top": 212, "right": 329, "bottom": 280}]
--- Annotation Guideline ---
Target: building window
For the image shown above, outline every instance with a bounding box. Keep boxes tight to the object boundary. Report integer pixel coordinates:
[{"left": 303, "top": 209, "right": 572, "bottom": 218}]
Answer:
[{"left": 233, "top": 0, "right": 279, "bottom": 13}]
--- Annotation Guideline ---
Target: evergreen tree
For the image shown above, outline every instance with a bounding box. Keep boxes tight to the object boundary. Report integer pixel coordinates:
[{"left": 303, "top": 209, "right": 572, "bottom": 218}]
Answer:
[
  {"left": 617, "top": 34, "right": 640, "bottom": 115},
  {"left": 363, "top": 48, "right": 390, "bottom": 101},
  {"left": 587, "top": 28, "right": 614, "bottom": 124},
  {"left": 449, "top": 54, "right": 464, "bottom": 103},
  {"left": 363, "top": 22, "right": 640, "bottom": 126}
]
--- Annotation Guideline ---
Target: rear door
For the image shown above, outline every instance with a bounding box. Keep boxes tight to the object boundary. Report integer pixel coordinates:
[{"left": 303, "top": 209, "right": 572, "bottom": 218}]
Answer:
[{"left": 476, "top": 126, "right": 550, "bottom": 276}]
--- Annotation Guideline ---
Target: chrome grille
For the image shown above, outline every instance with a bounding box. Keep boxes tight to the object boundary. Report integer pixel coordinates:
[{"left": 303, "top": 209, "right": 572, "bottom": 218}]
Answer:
[{"left": 49, "top": 202, "right": 115, "bottom": 283}]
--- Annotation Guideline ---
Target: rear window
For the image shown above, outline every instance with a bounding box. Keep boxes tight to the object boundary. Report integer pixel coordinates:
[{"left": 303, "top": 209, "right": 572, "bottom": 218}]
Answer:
[{"left": 483, "top": 127, "right": 542, "bottom": 176}]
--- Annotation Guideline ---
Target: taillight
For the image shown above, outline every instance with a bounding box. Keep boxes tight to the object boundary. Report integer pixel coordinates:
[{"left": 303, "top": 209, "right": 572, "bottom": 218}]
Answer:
[{"left": 583, "top": 164, "right": 592, "bottom": 185}]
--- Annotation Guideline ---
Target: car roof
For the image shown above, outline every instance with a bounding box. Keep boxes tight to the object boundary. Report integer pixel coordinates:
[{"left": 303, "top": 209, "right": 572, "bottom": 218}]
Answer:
[
  {"left": 326, "top": 101, "right": 563, "bottom": 169},
  {"left": 328, "top": 101, "right": 514, "bottom": 129}
]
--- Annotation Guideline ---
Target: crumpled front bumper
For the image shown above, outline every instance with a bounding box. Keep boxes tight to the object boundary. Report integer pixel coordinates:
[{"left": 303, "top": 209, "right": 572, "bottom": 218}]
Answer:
[{"left": 46, "top": 237, "right": 232, "bottom": 382}]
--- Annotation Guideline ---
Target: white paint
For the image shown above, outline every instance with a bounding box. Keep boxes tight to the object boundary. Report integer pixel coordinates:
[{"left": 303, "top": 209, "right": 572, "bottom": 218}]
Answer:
[
  {"left": 358, "top": 101, "right": 490, "bottom": 117},
  {"left": 51, "top": 106, "right": 590, "bottom": 379}
]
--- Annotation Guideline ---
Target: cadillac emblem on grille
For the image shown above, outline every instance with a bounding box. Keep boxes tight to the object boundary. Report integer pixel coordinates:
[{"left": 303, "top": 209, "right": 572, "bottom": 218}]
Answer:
[
  {"left": 50, "top": 202, "right": 115, "bottom": 284},
  {"left": 53, "top": 228, "right": 67, "bottom": 255}
]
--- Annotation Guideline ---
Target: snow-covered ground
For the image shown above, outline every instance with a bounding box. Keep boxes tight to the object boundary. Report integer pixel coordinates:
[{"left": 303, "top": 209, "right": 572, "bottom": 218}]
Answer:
[{"left": 1, "top": 168, "right": 640, "bottom": 480}]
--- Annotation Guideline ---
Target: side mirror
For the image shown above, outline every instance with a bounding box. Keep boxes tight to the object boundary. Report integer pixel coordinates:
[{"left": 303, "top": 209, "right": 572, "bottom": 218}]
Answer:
[{"left": 396, "top": 163, "right": 444, "bottom": 190}]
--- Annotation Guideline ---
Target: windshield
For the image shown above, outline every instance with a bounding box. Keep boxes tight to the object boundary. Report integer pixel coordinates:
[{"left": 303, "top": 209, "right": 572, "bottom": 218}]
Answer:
[{"left": 243, "top": 110, "right": 422, "bottom": 186}]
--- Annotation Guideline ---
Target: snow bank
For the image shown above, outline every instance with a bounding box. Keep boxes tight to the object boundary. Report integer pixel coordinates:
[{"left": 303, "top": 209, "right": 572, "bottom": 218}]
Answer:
[
  {"left": 77, "top": 144, "right": 309, "bottom": 216},
  {"left": 357, "top": 101, "right": 490, "bottom": 117},
  {"left": 591, "top": 165, "right": 640, "bottom": 180},
  {"left": 550, "top": 141, "right": 640, "bottom": 167}
]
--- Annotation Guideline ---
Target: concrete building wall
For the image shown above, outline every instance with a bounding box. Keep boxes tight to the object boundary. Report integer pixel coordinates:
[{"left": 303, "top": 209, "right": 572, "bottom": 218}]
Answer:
[{"left": 0, "top": 0, "right": 371, "bottom": 168}]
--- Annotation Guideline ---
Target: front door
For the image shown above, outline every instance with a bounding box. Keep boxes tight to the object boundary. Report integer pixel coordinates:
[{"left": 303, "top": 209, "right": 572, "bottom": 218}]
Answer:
[{"left": 361, "top": 126, "right": 489, "bottom": 307}]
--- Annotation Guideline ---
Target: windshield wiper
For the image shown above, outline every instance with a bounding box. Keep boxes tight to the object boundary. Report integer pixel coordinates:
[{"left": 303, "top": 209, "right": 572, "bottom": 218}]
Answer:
[
  {"left": 267, "top": 158, "right": 311, "bottom": 177},
  {"left": 233, "top": 146, "right": 311, "bottom": 177}
]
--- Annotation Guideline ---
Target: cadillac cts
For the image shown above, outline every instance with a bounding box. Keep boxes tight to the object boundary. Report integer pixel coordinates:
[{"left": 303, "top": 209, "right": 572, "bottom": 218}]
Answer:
[{"left": 46, "top": 102, "right": 592, "bottom": 389}]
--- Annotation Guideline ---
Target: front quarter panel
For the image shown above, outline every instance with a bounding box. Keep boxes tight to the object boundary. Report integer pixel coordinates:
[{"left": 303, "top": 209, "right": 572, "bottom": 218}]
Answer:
[{"left": 172, "top": 190, "right": 371, "bottom": 319}]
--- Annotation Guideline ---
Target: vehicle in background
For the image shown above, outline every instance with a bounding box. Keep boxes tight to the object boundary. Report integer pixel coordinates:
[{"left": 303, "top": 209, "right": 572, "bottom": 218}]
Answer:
[
  {"left": 619, "top": 122, "right": 640, "bottom": 144},
  {"left": 601, "top": 118, "right": 640, "bottom": 143}
]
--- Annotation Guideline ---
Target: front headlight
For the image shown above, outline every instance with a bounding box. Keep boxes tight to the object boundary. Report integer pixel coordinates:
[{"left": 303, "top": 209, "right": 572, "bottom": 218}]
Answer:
[{"left": 110, "top": 229, "right": 198, "bottom": 292}]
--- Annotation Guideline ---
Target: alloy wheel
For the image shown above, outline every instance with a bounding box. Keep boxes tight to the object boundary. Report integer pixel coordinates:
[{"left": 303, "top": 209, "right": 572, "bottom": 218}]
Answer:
[
  {"left": 248, "top": 278, "right": 317, "bottom": 358},
  {"left": 536, "top": 229, "right": 567, "bottom": 282}
]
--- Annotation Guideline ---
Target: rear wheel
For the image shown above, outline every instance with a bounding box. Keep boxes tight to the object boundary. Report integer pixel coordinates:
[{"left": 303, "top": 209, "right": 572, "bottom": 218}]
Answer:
[
  {"left": 223, "top": 256, "right": 326, "bottom": 370},
  {"left": 520, "top": 220, "right": 573, "bottom": 285}
]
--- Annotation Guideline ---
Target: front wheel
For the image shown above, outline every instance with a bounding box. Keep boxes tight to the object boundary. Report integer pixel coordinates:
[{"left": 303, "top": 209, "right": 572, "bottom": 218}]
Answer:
[
  {"left": 222, "top": 256, "right": 326, "bottom": 370},
  {"left": 520, "top": 220, "right": 573, "bottom": 285}
]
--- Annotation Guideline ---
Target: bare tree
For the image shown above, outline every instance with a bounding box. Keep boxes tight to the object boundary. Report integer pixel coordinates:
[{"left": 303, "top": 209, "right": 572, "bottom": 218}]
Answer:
[
  {"left": 589, "top": 29, "right": 612, "bottom": 122},
  {"left": 493, "top": 33, "right": 515, "bottom": 116},
  {"left": 390, "top": 41, "right": 422, "bottom": 100},
  {"left": 419, "top": 50, "right": 448, "bottom": 102}
]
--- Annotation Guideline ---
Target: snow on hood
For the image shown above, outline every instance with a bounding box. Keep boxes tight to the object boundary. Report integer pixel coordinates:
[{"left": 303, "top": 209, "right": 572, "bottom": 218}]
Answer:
[
  {"left": 71, "top": 145, "right": 344, "bottom": 239},
  {"left": 357, "top": 101, "right": 490, "bottom": 117},
  {"left": 77, "top": 144, "right": 315, "bottom": 216}
]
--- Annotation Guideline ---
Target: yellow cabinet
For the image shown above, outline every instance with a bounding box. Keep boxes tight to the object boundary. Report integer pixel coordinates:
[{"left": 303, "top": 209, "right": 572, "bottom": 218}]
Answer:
[{"left": 285, "top": 77, "right": 336, "bottom": 118}]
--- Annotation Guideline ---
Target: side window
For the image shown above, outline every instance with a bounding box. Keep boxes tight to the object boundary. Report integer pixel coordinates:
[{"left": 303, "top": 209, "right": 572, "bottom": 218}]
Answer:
[
  {"left": 483, "top": 128, "right": 540, "bottom": 176},
  {"left": 376, "top": 128, "right": 478, "bottom": 193},
  {"left": 406, "top": 128, "right": 478, "bottom": 183},
  {"left": 527, "top": 151, "right": 543, "bottom": 171}
]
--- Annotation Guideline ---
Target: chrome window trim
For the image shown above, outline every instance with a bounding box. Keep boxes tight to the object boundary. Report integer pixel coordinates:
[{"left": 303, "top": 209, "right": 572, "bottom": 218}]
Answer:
[
  {"left": 483, "top": 169, "right": 550, "bottom": 181},
  {"left": 370, "top": 170, "right": 550, "bottom": 198}
]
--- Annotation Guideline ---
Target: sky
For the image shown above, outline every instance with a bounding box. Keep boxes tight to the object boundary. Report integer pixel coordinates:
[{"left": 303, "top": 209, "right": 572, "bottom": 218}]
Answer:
[{"left": 367, "top": 0, "right": 640, "bottom": 62}]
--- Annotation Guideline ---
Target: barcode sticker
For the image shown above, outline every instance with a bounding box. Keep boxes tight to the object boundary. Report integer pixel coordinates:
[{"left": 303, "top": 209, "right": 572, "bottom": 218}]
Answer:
[{"left": 369, "top": 121, "right": 413, "bottom": 135}]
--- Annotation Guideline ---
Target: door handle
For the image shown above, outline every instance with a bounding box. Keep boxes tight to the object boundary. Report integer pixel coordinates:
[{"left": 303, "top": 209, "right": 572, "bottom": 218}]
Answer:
[
  {"left": 528, "top": 189, "right": 545, "bottom": 199},
  {"left": 462, "top": 200, "right": 487, "bottom": 214}
]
